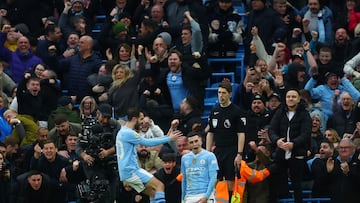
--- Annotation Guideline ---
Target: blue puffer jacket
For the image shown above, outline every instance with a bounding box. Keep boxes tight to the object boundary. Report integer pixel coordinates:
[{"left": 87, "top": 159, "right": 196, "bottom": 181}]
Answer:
[
  {"left": 60, "top": 52, "right": 102, "bottom": 101},
  {"left": 0, "top": 108, "right": 12, "bottom": 141}
]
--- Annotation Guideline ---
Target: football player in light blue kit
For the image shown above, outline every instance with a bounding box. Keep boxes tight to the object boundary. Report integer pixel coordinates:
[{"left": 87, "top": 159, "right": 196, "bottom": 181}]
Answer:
[
  {"left": 181, "top": 131, "right": 219, "bottom": 203},
  {"left": 116, "top": 108, "right": 182, "bottom": 203}
]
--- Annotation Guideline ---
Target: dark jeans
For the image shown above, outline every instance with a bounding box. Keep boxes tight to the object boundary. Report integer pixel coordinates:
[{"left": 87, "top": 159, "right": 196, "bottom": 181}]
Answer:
[{"left": 269, "top": 157, "right": 306, "bottom": 203}]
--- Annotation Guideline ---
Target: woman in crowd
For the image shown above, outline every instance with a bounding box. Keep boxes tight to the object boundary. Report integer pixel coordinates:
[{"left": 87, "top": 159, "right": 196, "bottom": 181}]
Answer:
[
  {"left": 324, "top": 128, "right": 341, "bottom": 151},
  {"left": 79, "top": 96, "right": 97, "bottom": 119},
  {"left": 108, "top": 45, "right": 145, "bottom": 119},
  {"left": 105, "top": 43, "right": 137, "bottom": 70}
]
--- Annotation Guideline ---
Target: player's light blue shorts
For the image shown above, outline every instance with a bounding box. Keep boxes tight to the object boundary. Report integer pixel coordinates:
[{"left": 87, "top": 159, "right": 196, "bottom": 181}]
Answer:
[{"left": 123, "top": 168, "right": 154, "bottom": 193}]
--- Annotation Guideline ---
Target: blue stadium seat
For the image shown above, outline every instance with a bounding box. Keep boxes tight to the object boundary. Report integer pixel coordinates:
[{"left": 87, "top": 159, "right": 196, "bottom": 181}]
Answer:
[
  {"left": 201, "top": 116, "right": 209, "bottom": 127},
  {"left": 208, "top": 72, "right": 236, "bottom": 87},
  {"left": 92, "top": 15, "right": 106, "bottom": 38},
  {"left": 62, "top": 89, "right": 69, "bottom": 94},
  {"left": 208, "top": 54, "right": 245, "bottom": 84},
  {"left": 277, "top": 198, "right": 331, "bottom": 203},
  {"left": 289, "top": 190, "right": 312, "bottom": 196},
  {"left": 234, "top": 5, "right": 247, "bottom": 29},
  {"left": 204, "top": 87, "right": 218, "bottom": 116}
]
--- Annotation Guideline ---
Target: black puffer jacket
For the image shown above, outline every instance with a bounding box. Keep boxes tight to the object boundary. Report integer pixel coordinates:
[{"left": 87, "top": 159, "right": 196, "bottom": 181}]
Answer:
[{"left": 269, "top": 103, "right": 312, "bottom": 159}]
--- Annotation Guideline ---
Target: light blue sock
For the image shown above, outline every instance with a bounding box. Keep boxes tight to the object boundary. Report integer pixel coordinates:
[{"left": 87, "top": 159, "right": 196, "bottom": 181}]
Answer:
[{"left": 150, "top": 191, "right": 165, "bottom": 203}]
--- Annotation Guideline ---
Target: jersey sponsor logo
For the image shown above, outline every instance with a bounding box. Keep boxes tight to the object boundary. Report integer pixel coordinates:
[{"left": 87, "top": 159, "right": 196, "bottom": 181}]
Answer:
[
  {"left": 186, "top": 167, "right": 206, "bottom": 175},
  {"left": 224, "top": 119, "right": 231, "bottom": 128},
  {"left": 212, "top": 119, "right": 218, "bottom": 128}
]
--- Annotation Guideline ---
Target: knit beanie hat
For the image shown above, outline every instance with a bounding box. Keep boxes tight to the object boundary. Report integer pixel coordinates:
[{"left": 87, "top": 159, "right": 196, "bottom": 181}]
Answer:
[
  {"left": 157, "top": 32, "right": 172, "bottom": 47},
  {"left": 310, "top": 110, "right": 323, "bottom": 122},
  {"left": 112, "top": 22, "right": 127, "bottom": 35},
  {"left": 252, "top": 94, "right": 266, "bottom": 105},
  {"left": 14, "top": 23, "right": 30, "bottom": 35}
]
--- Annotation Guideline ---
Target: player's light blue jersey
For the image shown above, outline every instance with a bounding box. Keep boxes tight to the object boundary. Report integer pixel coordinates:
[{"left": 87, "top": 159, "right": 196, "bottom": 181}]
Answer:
[
  {"left": 181, "top": 149, "right": 219, "bottom": 200},
  {"left": 116, "top": 125, "right": 170, "bottom": 180}
]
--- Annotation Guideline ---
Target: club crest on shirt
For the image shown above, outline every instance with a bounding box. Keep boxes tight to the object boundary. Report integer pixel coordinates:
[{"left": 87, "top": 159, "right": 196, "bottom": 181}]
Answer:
[
  {"left": 134, "top": 132, "right": 140, "bottom": 138},
  {"left": 212, "top": 118, "right": 218, "bottom": 128},
  {"left": 224, "top": 119, "right": 231, "bottom": 128},
  {"left": 200, "top": 159, "right": 205, "bottom": 165}
]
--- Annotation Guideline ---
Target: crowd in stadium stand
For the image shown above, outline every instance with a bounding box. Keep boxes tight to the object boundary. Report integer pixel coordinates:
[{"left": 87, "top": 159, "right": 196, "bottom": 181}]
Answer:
[{"left": 0, "top": 0, "right": 360, "bottom": 202}]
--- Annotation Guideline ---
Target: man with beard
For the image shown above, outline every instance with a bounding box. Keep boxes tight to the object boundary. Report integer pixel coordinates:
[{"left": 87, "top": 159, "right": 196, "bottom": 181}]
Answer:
[
  {"left": 135, "top": 144, "right": 164, "bottom": 203},
  {"left": 327, "top": 92, "right": 357, "bottom": 137},
  {"left": 116, "top": 107, "right": 182, "bottom": 203},
  {"left": 309, "top": 139, "right": 334, "bottom": 198},
  {"left": 48, "top": 113, "right": 82, "bottom": 149},
  {"left": 171, "top": 96, "right": 203, "bottom": 137},
  {"left": 154, "top": 153, "right": 181, "bottom": 203},
  {"left": 331, "top": 28, "right": 353, "bottom": 69},
  {"left": 305, "top": 72, "right": 360, "bottom": 118},
  {"left": 165, "top": 50, "right": 206, "bottom": 113},
  {"left": 244, "top": 94, "right": 272, "bottom": 162},
  {"left": 137, "top": 145, "right": 163, "bottom": 174}
]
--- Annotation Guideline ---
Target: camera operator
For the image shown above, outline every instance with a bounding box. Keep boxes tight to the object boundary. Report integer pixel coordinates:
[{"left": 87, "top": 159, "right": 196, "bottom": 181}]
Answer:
[{"left": 76, "top": 103, "right": 121, "bottom": 203}]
